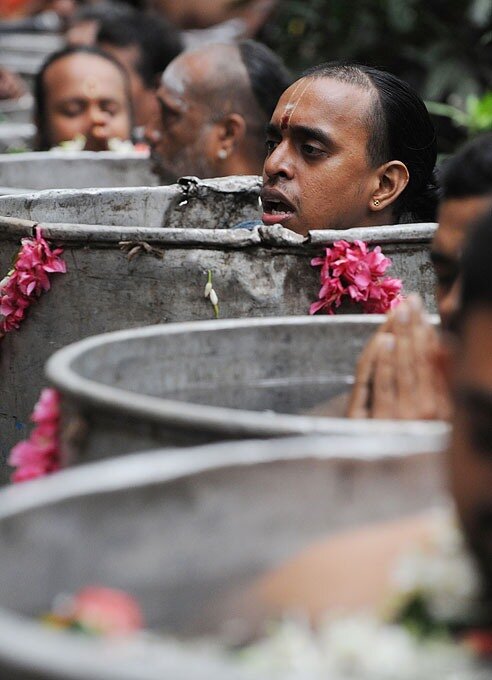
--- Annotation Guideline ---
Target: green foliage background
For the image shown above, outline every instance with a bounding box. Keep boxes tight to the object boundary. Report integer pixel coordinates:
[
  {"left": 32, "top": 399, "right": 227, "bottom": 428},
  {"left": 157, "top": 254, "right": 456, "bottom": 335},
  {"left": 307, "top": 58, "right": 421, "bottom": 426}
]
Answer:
[{"left": 261, "top": 0, "right": 492, "bottom": 149}]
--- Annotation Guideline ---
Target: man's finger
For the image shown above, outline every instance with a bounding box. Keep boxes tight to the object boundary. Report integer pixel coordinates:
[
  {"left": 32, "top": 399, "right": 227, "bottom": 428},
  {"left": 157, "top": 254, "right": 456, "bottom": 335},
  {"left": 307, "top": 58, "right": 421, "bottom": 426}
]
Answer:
[
  {"left": 346, "top": 333, "right": 381, "bottom": 418},
  {"left": 372, "top": 333, "right": 397, "bottom": 419}
]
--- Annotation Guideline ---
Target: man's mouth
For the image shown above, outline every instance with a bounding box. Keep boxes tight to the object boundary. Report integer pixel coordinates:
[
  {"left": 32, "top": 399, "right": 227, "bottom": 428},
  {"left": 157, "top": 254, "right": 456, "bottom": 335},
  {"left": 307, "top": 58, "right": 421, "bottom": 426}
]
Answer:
[{"left": 261, "top": 195, "right": 296, "bottom": 226}]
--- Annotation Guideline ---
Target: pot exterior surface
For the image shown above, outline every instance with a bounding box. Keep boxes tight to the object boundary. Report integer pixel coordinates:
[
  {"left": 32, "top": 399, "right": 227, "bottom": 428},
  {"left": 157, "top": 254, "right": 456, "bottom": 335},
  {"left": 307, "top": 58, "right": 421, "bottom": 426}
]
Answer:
[
  {"left": 45, "top": 317, "right": 448, "bottom": 468},
  {"left": 0, "top": 437, "right": 445, "bottom": 678}
]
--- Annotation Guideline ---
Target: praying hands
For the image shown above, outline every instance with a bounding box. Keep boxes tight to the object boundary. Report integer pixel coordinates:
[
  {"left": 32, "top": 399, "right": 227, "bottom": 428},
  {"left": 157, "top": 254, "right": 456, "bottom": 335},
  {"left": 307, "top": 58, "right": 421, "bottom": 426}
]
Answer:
[{"left": 347, "top": 294, "right": 451, "bottom": 421}]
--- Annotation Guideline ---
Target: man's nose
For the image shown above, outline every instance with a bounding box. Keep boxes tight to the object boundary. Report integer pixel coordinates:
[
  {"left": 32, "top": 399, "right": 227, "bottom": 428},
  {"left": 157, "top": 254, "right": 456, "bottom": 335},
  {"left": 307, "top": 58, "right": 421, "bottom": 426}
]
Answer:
[
  {"left": 143, "top": 113, "right": 162, "bottom": 148},
  {"left": 263, "top": 141, "right": 294, "bottom": 180},
  {"left": 89, "top": 105, "right": 109, "bottom": 124}
]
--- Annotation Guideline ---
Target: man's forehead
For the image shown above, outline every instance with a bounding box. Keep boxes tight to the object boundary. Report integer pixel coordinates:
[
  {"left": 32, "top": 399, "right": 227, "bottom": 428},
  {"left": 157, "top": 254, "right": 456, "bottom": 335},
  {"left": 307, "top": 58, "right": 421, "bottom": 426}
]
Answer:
[
  {"left": 45, "top": 56, "right": 126, "bottom": 100},
  {"left": 48, "top": 54, "right": 118, "bottom": 78},
  {"left": 162, "top": 47, "right": 220, "bottom": 93},
  {"left": 273, "top": 77, "right": 373, "bottom": 129},
  {"left": 161, "top": 58, "right": 190, "bottom": 97}
]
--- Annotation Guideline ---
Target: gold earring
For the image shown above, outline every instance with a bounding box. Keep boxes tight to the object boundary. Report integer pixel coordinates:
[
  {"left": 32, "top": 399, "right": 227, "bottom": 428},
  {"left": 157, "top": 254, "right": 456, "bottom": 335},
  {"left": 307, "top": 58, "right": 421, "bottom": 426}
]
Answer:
[{"left": 373, "top": 199, "right": 380, "bottom": 207}]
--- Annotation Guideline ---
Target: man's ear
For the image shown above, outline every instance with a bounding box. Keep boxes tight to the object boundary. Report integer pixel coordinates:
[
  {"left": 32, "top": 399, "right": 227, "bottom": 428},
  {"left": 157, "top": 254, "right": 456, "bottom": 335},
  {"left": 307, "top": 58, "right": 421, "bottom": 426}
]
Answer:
[
  {"left": 370, "top": 161, "right": 409, "bottom": 213},
  {"left": 213, "top": 113, "right": 247, "bottom": 160}
]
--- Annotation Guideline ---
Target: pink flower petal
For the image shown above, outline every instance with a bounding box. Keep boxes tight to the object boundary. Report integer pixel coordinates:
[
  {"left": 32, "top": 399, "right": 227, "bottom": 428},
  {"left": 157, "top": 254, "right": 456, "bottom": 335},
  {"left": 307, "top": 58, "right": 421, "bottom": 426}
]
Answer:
[
  {"left": 9, "top": 388, "right": 62, "bottom": 483},
  {"left": 0, "top": 228, "right": 66, "bottom": 338},
  {"left": 310, "top": 240, "right": 403, "bottom": 316},
  {"left": 71, "top": 587, "right": 144, "bottom": 635}
]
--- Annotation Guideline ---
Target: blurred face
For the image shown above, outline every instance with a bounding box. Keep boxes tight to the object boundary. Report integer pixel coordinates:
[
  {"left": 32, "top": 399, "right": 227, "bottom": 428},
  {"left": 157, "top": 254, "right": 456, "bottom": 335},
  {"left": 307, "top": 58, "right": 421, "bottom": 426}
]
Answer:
[
  {"left": 44, "top": 0, "right": 77, "bottom": 18},
  {"left": 99, "top": 42, "right": 159, "bottom": 129},
  {"left": 432, "top": 196, "right": 492, "bottom": 332},
  {"left": 151, "top": 0, "right": 241, "bottom": 29},
  {"left": 41, "top": 53, "right": 132, "bottom": 151},
  {"left": 261, "top": 77, "right": 381, "bottom": 236},
  {"left": 145, "top": 53, "right": 216, "bottom": 183},
  {"left": 448, "top": 307, "right": 492, "bottom": 596},
  {"left": 66, "top": 20, "right": 99, "bottom": 47}
]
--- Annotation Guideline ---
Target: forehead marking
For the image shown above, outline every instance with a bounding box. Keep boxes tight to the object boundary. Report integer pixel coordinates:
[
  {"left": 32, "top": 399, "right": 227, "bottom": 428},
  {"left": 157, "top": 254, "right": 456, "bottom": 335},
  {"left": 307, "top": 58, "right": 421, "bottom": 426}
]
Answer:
[
  {"left": 280, "top": 78, "right": 303, "bottom": 129},
  {"left": 82, "top": 77, "right": 100, "bottom": 98},
  {"left": 280, "top": 79, "right": 313, "bottom": 131},
  {"left": 280, "top": 107, "right": 292, "bottom": 131}
]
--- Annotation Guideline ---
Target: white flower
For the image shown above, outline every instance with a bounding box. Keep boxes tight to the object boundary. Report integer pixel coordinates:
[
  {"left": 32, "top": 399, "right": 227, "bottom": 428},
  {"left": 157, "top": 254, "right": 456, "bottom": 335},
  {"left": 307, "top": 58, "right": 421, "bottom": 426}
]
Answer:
[
  {"left": 209, "top": 289, "right": 219, "bottom": 306},
  {"left": 204, "top": 281, "right": 213, "bottom": 298},
  {"left": 107, "top": 138, "right": 137, "bottom": 153},
  {"left": 392, "top": 508, "right": 481, "bottom": 621},
  {"left": 240, "top": 618, "right": 324, "bottom": 677},
  {"left": 241, "top": 614, "right": 473, "bottom": 679},
  {"left": 51, "top": 134, "right": 86, "bottom": 152}
]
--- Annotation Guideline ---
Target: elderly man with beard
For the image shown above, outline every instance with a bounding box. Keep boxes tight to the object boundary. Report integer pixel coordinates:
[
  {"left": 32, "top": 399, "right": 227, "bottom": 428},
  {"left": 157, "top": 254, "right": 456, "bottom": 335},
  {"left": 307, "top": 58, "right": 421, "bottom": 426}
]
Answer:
[{"left": 145, "top": 40, "right": 291, "bottom": 183}]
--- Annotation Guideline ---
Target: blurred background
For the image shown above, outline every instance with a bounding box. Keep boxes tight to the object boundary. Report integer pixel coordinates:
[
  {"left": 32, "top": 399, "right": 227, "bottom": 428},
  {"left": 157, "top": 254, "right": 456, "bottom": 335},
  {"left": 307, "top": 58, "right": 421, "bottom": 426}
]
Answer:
[
  {"left": 261, "top": 0, "right": 492, "bottom": 155},
  {"left": 1, "top": 0, "right": 492, "bottom": 153}
]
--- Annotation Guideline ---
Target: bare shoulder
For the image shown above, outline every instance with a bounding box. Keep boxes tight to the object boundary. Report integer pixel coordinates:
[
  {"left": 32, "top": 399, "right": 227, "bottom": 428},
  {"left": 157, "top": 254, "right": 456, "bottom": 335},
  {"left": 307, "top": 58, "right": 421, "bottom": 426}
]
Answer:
[{"left": 249, "top": 513, "right": 434, "bottom": 623}]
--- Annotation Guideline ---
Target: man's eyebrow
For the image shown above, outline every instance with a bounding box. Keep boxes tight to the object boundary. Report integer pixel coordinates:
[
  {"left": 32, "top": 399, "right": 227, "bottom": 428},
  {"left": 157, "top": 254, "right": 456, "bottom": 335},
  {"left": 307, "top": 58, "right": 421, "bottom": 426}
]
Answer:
[
  {"left": 265, "top": 123, "right": 335, "bottom": 148},
  {"left": 265, "top": 122, "right": 281, "bottom": 138},
  {"left": 290, "top": 124, "right": 334, "bottom": 148}
]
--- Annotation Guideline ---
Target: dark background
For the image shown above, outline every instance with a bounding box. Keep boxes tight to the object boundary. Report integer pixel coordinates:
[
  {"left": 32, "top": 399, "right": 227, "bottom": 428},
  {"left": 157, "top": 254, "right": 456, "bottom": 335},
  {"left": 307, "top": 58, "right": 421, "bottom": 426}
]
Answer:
[{"left": 261, "top": 0, "right": 492, "bottom": 153}]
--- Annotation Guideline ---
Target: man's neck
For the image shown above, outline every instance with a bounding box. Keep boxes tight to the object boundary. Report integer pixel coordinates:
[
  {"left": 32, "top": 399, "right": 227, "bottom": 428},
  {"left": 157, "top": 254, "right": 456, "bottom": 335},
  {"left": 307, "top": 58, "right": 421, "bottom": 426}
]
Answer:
[{"left": 222, "top": 154, "right": 262, "bottom": 178}]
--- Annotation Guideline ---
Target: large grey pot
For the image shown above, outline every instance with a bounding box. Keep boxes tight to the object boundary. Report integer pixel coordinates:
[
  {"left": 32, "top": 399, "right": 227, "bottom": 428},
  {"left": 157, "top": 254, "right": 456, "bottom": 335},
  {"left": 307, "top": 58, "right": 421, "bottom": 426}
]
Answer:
[
  {"left": 0, "top": 177, "right": 437, "bottom": 465},
  {"left": 0, "top": 178, "right": 437, "bottom": 307},
  {"left": 0, "top": 151, "right": 157, "bottom": 190},
  {"left": 45, "top": 317, "right": 449, "bottom": 468},
  {"left": 0, "top": 435, "right": 449, "bottom": 680},
  {"left": 0, "top": 176, "right": 263, "bottom": 226}
]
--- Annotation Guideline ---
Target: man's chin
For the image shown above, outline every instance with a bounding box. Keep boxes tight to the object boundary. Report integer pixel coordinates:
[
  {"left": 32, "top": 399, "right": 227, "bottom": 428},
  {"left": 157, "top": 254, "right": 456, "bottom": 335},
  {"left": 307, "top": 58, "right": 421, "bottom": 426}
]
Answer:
[{"left": 261, "top": 212, "right": 305, "bottom": 235}]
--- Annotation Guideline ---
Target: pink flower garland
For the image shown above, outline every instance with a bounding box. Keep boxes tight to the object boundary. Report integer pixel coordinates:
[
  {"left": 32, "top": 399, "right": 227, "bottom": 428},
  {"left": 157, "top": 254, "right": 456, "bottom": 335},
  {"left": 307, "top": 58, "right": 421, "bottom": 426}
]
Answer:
[
  {"left": 0, "top": 226, "right": 66, "bottom": 335},
  {"left": 309, "top": 240, "right": 403, "bottom": 315},
  {"left": 8, "top": 388, "right": 61, "bottom": 483}
]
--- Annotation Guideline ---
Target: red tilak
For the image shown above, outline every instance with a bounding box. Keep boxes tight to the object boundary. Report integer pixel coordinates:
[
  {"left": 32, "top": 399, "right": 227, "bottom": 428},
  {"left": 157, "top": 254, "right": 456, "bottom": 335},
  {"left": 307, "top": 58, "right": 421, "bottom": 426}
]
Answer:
[{"left": 280, "top": 113, "right": 290, "bottom": 130}]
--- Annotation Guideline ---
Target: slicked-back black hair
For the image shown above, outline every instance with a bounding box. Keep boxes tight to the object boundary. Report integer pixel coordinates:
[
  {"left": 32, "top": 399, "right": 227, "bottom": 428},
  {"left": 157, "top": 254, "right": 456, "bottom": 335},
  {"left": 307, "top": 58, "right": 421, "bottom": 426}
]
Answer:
[
  {"left": 238, "top": 40, "right": 292, "bottom": 122},
  {"left": 34, "top": 45, "right": 132, "bottom": 151},
  {"left": 441, "top": 133, "right": 492, "bottom": 200},
  {"left": 461, "top": 207, "right": 492, "bottom": 321},
  {"left": 97, "top": 12, "right": 183, "bottom": 89},
  {"left": 302, "top": 62, "right": 438, "bottom": 223}
]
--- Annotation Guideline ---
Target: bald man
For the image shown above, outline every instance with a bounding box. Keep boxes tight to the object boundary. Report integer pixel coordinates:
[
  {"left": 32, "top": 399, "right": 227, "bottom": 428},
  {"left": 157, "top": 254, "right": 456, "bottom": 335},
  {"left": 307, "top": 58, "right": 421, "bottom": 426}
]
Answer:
[{"left": 145, "top": 40, "right": 291, "bottom": 183}]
